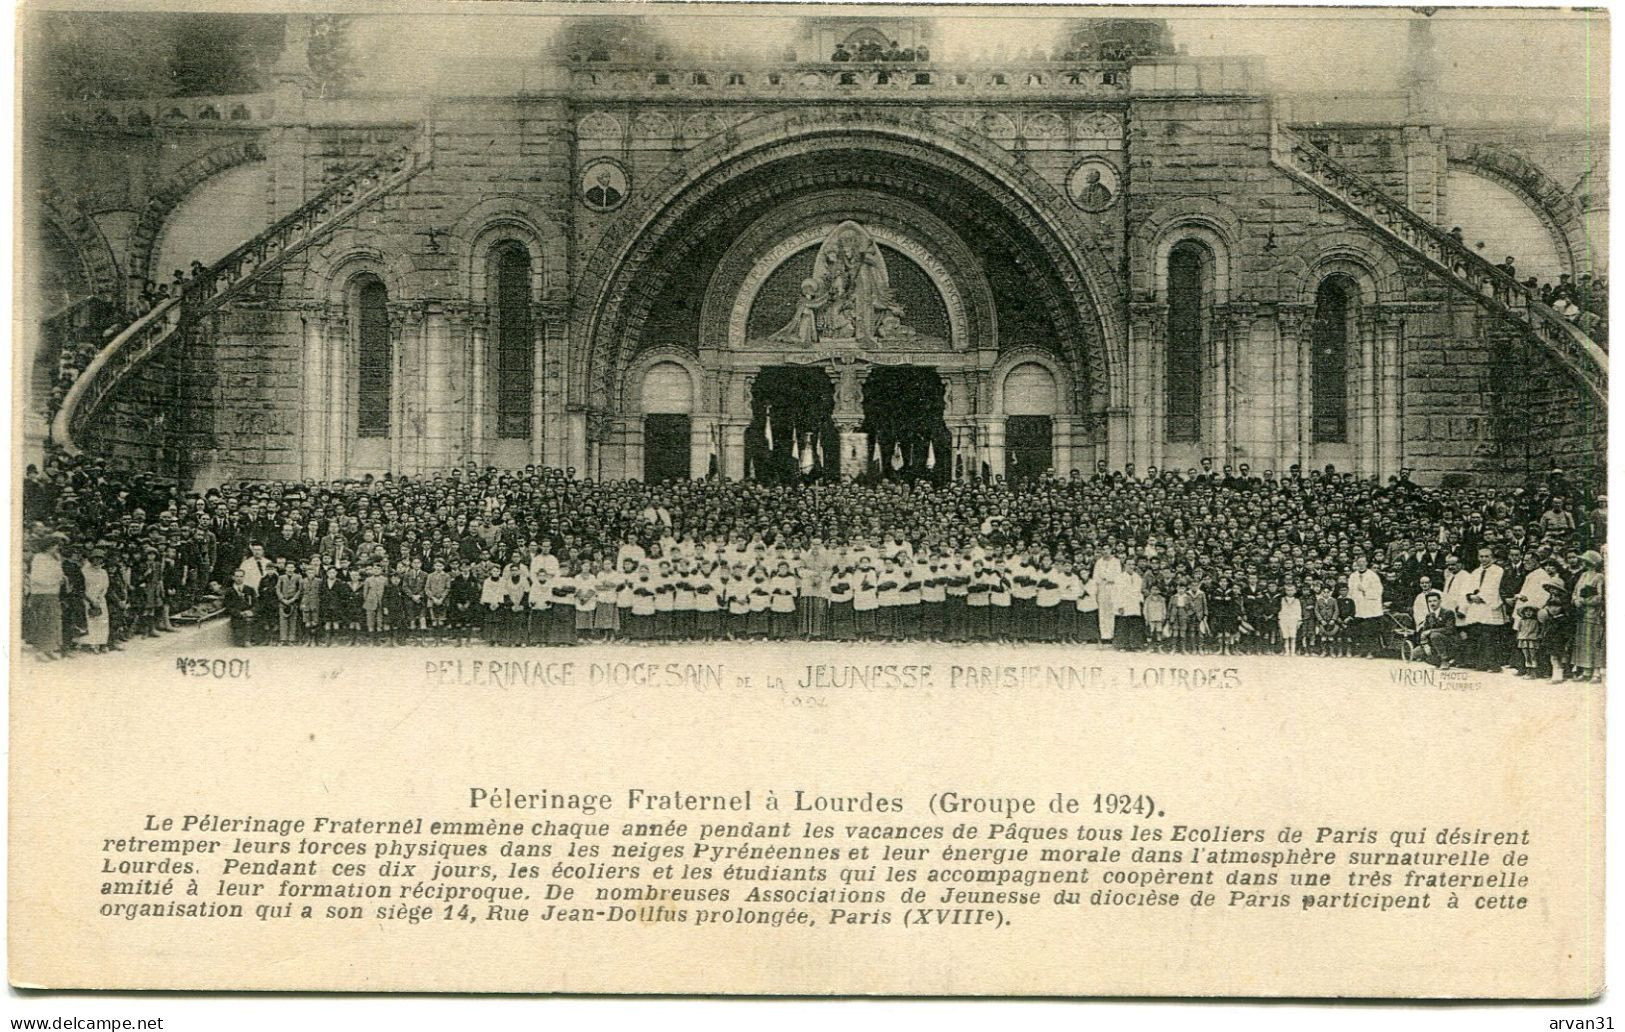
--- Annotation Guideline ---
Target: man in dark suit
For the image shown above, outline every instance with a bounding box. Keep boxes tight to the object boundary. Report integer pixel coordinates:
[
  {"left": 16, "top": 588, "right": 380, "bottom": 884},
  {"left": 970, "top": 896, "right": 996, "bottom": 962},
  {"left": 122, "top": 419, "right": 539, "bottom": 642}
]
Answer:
[{"left": 224, "top": 569, "right": 256, "bottom": 647}]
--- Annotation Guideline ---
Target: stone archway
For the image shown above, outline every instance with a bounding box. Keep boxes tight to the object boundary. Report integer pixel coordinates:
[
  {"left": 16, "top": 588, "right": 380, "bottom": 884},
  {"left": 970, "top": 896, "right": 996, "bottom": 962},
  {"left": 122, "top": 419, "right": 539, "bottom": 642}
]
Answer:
[
  {"left": 129, "top": 140, "right": 267, "bottom": 287},
  {"left": 575, "top": 110, "right": 1125, "bottom": 430},
  {"left": 1444, "top": 140, "right": 1590, "bottom": 277}
]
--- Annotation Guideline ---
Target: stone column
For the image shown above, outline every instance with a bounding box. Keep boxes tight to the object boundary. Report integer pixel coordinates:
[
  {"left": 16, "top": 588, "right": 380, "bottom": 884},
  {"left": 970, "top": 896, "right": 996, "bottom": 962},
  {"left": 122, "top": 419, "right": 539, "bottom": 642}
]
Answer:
[
  {"left": 1128, "top": 302, "right": 1167, "bottom": 472},
  {"left": 586, "top": 410, "right": 613, "bottom": 480},
  {"left": 610, "top": 416, "right": 638, "bottom": 481},
  {"left": 722, "top": 419, "right": 750, "bottom": 480},
  {"left": 295, "top": 301, "right": 333, "bottom": 480},
  {"left": 724, "top": 370, "right": 755, "bottom": 480},
  {"left": 1383, "top": 309, "right": 1408, "bottom": 476},
  {"left": 1105, "top": 407, "right": 1131, "bottom": 471},
  {"left": 468, "top": 308, "right": 490, "bottom": 467},
  {"left": 1355, "top": 307, "right": 1382, "bottom": 477},
  {"left": 386, "top": 300, "right": 422, "bottom": 475},
  {"left": 1367, "top": 306, "right": 1404, "bottom": 480},
  {"left": 690, "top": 413, "right": 717, "bottom": 480},
  {"left": 566, "top": 408, "right": 588, "bottom": 475},
  {"left": 532, "top": 299, "right": 570, "bottom": 468},
  {"left": 976, "top": 415, "right": 1007, "bottom": 479},
  {"left": 831, "top": 359, "right": 870, "bottom": 479},
  {"left": 1205, "top": 305, "right": 1228, "bottom": 465},
  {"left": 441, "top": 301, "right": 478, "bottom": 471},
  {"left": 1275, "top": 304, "right": 1314, "bottom": 473},
  {"left": 1052, "top": 415, "right": 1075, "bottom": 478},
  {"left": 419, "top": 300, "right": 459, "bottom": 472},
  {"left": 1216, "top": 303, "right": 1256, "bottom": 467}
]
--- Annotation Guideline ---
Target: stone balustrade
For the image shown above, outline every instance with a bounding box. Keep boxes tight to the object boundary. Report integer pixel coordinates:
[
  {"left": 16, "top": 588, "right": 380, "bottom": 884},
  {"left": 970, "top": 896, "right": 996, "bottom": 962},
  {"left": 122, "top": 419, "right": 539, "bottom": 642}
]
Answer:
[
  {"left": 1271, "top": 122, "right": 1607, "bottom": 403},
  {"left": 51, "top": 126, "right": 435, "bottom": 454},
  {"left": 44, "top": 92, "right": 273, "bottom": 129}
]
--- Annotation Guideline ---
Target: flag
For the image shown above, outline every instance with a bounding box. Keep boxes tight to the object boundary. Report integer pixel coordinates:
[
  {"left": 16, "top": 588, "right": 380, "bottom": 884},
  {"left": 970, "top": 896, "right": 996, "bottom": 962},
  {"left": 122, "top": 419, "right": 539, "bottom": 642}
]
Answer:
[
  {"left": 707, "top": 425, "right": 719, "bottom": 477},
  {"left": 800, "top": 433, "right": 814, "bottom": 472},
  {"left": 791, "top": 430, "right": 800, "bottom": 462},
  {"left": 816, "top": 434, "right": 825, "bottom": 468},
  {"left": 891, "top": 442, "right": 904, "bottom": 471},
  {"left": 926, "top": 440, "right": 936, "bottom": 470},
  {"left": 765, "top": 407, "right": 774, "bottom": 451},
  {"left": 872, "top": 440, "right": 881, "bottom": 464}
]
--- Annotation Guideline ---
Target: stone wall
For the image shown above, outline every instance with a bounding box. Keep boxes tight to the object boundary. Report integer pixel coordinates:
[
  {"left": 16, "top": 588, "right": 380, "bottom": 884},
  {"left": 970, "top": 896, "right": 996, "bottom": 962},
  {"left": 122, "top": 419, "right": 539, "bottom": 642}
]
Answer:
[{"left": 39, "top": 85, "right": 1607, "bottom": 489}]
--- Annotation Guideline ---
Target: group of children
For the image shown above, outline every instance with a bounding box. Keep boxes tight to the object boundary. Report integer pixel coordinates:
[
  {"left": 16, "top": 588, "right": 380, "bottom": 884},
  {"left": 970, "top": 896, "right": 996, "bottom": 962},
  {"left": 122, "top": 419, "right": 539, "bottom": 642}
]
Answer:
[{"left": 221, "top": 540, "right": 1390, "bottom": 656}]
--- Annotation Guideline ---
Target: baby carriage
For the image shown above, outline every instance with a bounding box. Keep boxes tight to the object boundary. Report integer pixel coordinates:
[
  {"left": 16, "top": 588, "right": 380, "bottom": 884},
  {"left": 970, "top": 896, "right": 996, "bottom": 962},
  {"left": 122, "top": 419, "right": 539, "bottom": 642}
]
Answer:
[{"left": 1386, "top": 610, "right": 1418, "bottom": 662}]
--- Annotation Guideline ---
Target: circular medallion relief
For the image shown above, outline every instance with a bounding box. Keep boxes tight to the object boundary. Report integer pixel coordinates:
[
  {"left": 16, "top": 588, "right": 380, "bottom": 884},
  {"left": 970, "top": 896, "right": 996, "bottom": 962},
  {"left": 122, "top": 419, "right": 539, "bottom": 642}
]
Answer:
[
  {"left": 580, "top": 157, "right": 629, "bottom": 214},
  {"left": 1067, "top": 157, "right": 1120, "bottom": 212}
]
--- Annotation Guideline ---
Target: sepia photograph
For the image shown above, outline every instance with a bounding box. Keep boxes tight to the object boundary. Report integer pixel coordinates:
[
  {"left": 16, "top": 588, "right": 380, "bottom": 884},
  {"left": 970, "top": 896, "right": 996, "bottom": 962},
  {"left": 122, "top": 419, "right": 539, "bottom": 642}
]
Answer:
[{"left": 6, "top": 0, "right": 1613, "bottom": 1018}]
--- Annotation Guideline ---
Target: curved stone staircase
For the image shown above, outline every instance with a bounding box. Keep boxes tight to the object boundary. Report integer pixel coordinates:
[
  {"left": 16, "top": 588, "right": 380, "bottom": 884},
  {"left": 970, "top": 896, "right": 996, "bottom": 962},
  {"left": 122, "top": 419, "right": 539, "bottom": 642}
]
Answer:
[
  {"left": 50, "top": 126, "right": 435, "bottom": 456},
  {"left": 1270, "top": 123, "right": 1606, "bottom": 405}
]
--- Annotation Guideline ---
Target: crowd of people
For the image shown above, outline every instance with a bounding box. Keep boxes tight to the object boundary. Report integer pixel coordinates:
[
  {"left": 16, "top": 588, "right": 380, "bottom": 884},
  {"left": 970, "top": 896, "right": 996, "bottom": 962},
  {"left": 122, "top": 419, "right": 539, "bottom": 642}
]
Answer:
[
  {"left": 41, "top": 262, "right": 207, "bottom": 424},
  {"left": 830, "top": 39, "right": 931, "bottom": 62},
  {"left": 1537, "top": 270, "right": 1609, "bottom": 346},
  {"left": 19, "top": 451, "right": 1606, "bottom": 683},
  {"left": 1446, "top": 228, "right": 1609, "bottom": 347}
]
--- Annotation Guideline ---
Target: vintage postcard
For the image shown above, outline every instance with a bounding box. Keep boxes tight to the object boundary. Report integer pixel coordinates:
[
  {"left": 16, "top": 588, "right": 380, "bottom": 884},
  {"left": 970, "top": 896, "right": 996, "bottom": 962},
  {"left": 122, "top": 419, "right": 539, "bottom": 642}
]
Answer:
[{"left": 8, "top": 0, "right": 1609, "bottom": 1000}]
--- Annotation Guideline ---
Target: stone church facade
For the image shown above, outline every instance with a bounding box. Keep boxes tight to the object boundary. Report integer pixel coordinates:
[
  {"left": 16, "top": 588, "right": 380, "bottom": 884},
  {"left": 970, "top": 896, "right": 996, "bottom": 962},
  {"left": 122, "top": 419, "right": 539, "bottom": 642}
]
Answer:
[{"left": 27, "top": 13, "right": 1608, "bottom": 488}]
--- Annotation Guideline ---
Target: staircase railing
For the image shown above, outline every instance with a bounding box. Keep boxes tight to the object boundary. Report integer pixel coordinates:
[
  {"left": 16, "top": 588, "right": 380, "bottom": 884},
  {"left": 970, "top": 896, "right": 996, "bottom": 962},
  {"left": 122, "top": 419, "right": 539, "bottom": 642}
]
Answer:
[
  {"left": 51, "top": 125, "right": 435, "bottom": 455},
  {"left": 1270, "top": 123, "right": 1606, "bottom": 404}
]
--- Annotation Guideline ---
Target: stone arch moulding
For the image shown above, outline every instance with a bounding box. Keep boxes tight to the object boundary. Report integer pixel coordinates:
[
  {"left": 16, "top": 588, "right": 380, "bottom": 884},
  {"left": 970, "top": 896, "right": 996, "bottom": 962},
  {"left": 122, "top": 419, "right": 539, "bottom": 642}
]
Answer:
[
  {"left": 1129, "top": 197, "right": 1244, "bottom": 303},
  {"left": 620, "top": 345, "right": 708, "bottom": 416},
  {"left": 130, "top": 139, "right": 267, "bottom": 283},
  {"left": 573, "top": 108, "right": 1126, "bottom": 413},
  {"left": 1270, "top": 229, "right": 1406, "bottom": 307},
  {"left": 990, "top": 347, "right": 1077, "bottom": 417},
  {"left": 36, "top": 192, "right": 122, "bottom": 301},
  {"left": 303, "top": 231, "right": 416, "bottom": 304},
  {"left": 448, "top": 196, "right": 569, "bottom": 300},
  {"left": 1444, "top": 141, "right": 1588, "bottom": 276}
]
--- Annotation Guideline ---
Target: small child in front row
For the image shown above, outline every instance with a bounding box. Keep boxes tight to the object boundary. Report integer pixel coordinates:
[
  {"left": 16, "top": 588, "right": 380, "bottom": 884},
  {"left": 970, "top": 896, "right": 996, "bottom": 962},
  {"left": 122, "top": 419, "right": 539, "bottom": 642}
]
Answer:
[
  {"left": 1514, "top": 603, "right": 1542, "bottom": 676},
  {"left": 1142, "top": 583, "right": 1167, "bottom": 651},
  {"left": 1277, "top": 583, "right": 1302, "bottom": 657}
]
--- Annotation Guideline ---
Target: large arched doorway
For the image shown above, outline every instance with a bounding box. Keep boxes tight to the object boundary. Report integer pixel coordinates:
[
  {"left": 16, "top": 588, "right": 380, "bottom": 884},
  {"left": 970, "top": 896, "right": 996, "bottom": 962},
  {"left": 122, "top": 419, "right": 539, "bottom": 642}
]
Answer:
[
  {"left": 640, "top": 360, "right": 694, "bottom": 483},
  {"left": 747, "top": 366, "right": 836, "bottom": 483},
  {"left": 1004, "top": 361, "right": 1058, "bottom": 482},
  {"left": 861, "top": 366, "right": 951, "bottom": 484},
  {"left": 581, "top": 116, "right": 1121, "bottom": 481}
]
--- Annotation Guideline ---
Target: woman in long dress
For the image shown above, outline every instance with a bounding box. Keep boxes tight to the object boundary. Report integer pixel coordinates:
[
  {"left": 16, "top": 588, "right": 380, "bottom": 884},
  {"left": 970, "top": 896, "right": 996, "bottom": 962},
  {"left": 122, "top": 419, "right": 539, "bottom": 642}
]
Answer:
[
  {"left": 80, "top": 550, "right": 111, "bottom": 651},
  {"left": 1570, "top": 550, "right": 1605, "bottom": 681},
  {"left": 24, "top": 535, "right": 66, "bottom": 659}
]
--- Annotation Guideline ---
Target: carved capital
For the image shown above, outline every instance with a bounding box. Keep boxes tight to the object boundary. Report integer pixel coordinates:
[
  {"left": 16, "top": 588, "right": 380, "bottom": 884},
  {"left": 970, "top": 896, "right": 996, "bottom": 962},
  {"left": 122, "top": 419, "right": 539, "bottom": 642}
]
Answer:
[
  {"left": 1129, "top": 301, "right": 1168, "bottom": 339},
  {"left": 1275, "top": 303, "right": 1315, "bottom": 338},
  {"left": 532, "top": 298, "right": 571, "bottom": 323},
  {"left": 442, "top": 299, "right": 487, "bottom": 324},
  {"left": 1214, "top": 302, "right": 1258, "bottom": 341},
  {"left": 586, "top": 410, "right": 614, "bottom": 443},
  {"left": 386, "top": 299, "right": 426, "bottom": 324}
]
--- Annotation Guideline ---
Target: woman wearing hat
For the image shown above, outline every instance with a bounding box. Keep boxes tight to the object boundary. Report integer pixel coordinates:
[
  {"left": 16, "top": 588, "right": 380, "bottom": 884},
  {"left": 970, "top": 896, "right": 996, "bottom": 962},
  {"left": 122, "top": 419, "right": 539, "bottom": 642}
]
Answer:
[
  {"left": 80, "top": 549, "right": 111, "bottom": 652},
  {"left": 1571, "top": 550, "right": 1605, "bottom": 682},
  {"left": 24, "top": 534, "right": 67, "bottom": 659}
]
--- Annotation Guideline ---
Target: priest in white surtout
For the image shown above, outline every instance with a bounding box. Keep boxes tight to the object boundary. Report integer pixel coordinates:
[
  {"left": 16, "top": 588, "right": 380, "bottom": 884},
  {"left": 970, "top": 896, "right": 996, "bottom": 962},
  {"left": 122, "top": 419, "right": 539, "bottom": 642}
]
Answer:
[
  {"left": 1458, "top": 546, "right": 1508, "bottom": 671},
  {"left": 1092, "top": 548, "right": 1123, "bottom": 642},
  {"left": 1345, "top": 556, "right": 1385, "bottom": 657}
]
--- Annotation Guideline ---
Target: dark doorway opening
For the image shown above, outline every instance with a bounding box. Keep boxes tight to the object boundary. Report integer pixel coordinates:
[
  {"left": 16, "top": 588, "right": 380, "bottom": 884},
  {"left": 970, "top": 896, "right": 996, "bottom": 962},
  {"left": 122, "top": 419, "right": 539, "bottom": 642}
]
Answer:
[
  {"left": 861, "top": 366, "right": 951, "bottom": 485},
  {"left": 748, "top": 366, "right": 837, "bottom": 483},
  {"left": 1006, "top": 415, "right": 1053, "bottom": 482},
  {"left": 643, "top": 413, "right": 692, "bottom": 484}
]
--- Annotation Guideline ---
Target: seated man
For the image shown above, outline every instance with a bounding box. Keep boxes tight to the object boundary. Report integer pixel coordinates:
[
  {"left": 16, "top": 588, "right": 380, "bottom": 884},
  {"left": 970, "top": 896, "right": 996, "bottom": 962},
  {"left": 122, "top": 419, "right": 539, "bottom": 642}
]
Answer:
[{"left": 1415, "top": 593, "right": 1460, "bottom": 668}]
